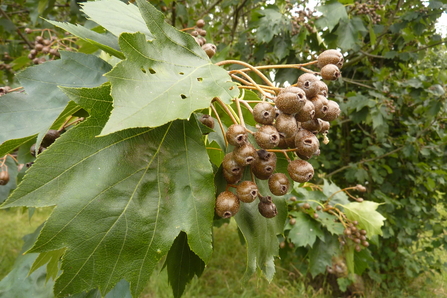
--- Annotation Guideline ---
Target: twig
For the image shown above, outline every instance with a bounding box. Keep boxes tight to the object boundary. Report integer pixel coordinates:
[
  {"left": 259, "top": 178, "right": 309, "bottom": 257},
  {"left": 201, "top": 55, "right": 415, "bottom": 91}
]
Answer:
[
  {"left": 0, "top": 8, "right": 33, "bottom": 49},
  {"left": 215, "top": 60, "right": 275, "bottom": 87},
  {"left": 325, "top": 147, "right": 404, "bottom": 178},
  {"left": 210, "top": 103, "right": 228, "bottom": 147}
]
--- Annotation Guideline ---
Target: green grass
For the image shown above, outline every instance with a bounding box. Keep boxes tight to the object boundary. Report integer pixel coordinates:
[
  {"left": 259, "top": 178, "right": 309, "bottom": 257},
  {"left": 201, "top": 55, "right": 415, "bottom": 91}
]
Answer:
[
  {"left": 0, "top": 209, "right": 446, "bottom": 298},
  {"left": 0, "top": 207, "right": 51, "bottom": 279}
]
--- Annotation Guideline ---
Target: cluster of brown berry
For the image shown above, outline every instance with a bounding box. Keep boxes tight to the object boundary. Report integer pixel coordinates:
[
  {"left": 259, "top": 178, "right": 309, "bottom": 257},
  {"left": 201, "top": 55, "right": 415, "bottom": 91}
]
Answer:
[
  {"left": 213, "top": 49, "right": 344, "bottom": 220},
  {"left": 341, "top": 220, "right": 370, "bottom": 252},
  {"left": 352, "top": 1, "right": 384, "bottom": 24},
  {"left": 187, "top": 19, "right": 216, "bottom": 58},
  {"left": 25, "top": 29, "right": 61, "bottom": 64}
]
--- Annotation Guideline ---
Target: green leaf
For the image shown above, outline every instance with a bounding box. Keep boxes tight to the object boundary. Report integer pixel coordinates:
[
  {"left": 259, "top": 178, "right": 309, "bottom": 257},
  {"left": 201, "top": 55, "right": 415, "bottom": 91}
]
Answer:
[
  {"left": 102, "top": 0, "right": 237, "bottom": 135},
  {"left": 0, "top": 136, "right": 35, "bottom": 160},
  {"left": 322, "top": 179, "right": 350, "bottom": 207},
  {"left": 315, "top": 1, "right": 348, "bottom": 31},
  {"left": 0, "top": 51, "right": 111, "bottom": 146},
  {"left": 29, "top": 248, "right": 65, "bottom": 282},
  {"left": 354, "top": 248, "right": 374, "bottom": 275},
  {"left": 343, "top": 201, "right": 386, "bottom": 238},
  {"left": 288, "top": 212, "right": 324, "bottom": 248},
  {"left": 255, "top": 8, "right": 287, "bottom": 43},
  {"left": 316, "top": 212, "right": 344, "bottom": 235},
  {"left": 165, "top": 232, "right": 205, "bottom": 298},
  {"left": 2, "top": 84, "right": 215, "bottom": 297},
  {"left": 80, "top": 0, "right": 153, "bottom": 40},
  {"left": 336, "top": 17, "right": 367, "bottom": 50},
  {"left": 48, "top": 20, "right": 125, "bottom": 59},
  {"left": 234, "top": 180, "right": 287, "bottom": 281},
  {"left": 308, "top": 231, "right": 340, "bottom": 278}
]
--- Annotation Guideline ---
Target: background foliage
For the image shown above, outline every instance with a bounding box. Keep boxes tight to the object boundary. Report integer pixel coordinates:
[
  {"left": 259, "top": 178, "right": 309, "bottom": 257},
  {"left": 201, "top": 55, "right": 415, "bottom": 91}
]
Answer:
[{"left": 1, "top": 0, "right": 447, "bottom": 297}]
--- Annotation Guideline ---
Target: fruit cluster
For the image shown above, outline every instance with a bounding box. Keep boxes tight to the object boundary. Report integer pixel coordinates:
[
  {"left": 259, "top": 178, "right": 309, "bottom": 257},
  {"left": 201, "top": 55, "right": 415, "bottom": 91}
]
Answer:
[
  {"left": 212, "top": 49, "right": 344, "bottom": 219},
  {"left": 352, "top": 1, "right": 384, "bottom": 24},
  {"left": 24, "top": 29, "right": 70, "bottom": 64},
  {"left": 185, "top": 19, "right": 217, "bottom": 58},
  {"left": 341, "top": 220, "right": 370, "bottom": 252}
]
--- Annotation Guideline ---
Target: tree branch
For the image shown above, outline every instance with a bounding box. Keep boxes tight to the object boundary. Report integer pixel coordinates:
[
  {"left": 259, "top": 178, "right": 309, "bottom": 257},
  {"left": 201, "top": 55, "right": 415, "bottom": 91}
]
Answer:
[
  {"left": 0, "top": 8, "right": 33, "bottom": 49},
  {"left": 325, "top": 147, "right": 404, "bottom": 178}
]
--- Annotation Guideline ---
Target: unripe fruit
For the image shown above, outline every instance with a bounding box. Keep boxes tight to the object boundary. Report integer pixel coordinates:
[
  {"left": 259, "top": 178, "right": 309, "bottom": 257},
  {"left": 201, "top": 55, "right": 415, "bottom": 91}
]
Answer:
[
  {"left": 317, "top": 49, "right": 344, "bottom": 69},
  {"left": 251, "top": 150, "right": 277, "bottom": 180},
  {"left": 258, "top": 200, "right": 278, "bottom": 218},
  {"left": 215, "top": 191, "right": 240, "bottom": 218},
  {"left": 297, "top": 73, "right": 320, "bottom": 99},
  {"left": 254, "top": 125, "right": 280, "bottom": 149},
  {"left": 321, "top": 100, "right": 341, "bottom": 122},
  {"left": 202, "top": 43, "right": 216, "bottom": 58},
  {"left": 42, "top": 129, "right": 60, "bottom": 147},
  {"left": 287, "top": 159, "right": 314, "bottom": 183},
  {"left": 199, "top": 114, "right": 215, "bottom": 129},
  {"left": 289, "top": 218, "right": 297, "bottom": 225},
  {"left": 268, "top": 173, "right": 290, "bottom": 196},
  {"left": 253, "top": 102, "right": 276, "bottom": 125},
  {"left": 295, "top": 100, "right": 316, "bottom": 122},
  {"left": 226, "top": 124, "right": 247, "bottom": 147},
  {"left": 233, "top": 143, "right": 257, "bottom": 166},
  {"left": 321, "top": 64, "right": 341, "bottom": 81},
  {"left": 275, "top": 88, "right": 307, "bottom": 114},
  {"left": 275, "top": 113, "right": 297, "bottom": 138},
  {"left": 0, "top": 170, "right": 9, "bottom": 185},
  {"left": 236, "top": 181, "right": 258, "bottom": 203}
]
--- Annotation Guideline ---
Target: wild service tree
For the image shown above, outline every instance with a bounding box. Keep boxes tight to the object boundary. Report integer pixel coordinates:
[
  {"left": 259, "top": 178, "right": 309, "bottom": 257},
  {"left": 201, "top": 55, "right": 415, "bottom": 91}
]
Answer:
[{"left": 0, "top": 0, "right": 446, "bottom": 297}]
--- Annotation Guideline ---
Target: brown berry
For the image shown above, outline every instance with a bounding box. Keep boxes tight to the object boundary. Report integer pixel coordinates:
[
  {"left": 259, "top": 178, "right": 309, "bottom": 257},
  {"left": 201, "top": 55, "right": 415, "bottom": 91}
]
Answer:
[
  {"left": 297, "top": 73, "right": 320, "bottom": 99},
  {"left": 320, "top": 64, "right": 341, "bottom": 81},
  {"left": 287, "top": 160, "right": 314, "bottom": 183},
  {"left": 268, "top": 173, "right": 290, "bottom": 196},
  {"left": 254, "top": 125, "right": 280, "bottom": 149},
  {"left": 295, "top": 100, "right": 316, "bottom": 122},
  {"left": 0, "top": 170, "right": 9, "bottom": 185},
  {"left": 317, "top": 49, "right": 344, "bottom": 69},
  {"left": 275, "top": 87, "right": 307, "bottom": 114},
  {"left": 202, "top": 43, "right": 216, "bottom": 58},
  {"left": 226, "top": 124, "right": 247, "bottom": 147},
  {"left": 215, "top": 191, "right": 240, "bottom": 218},
  {"left": 253, "top": 102, "right": 276, "bottom": 125},
  {"left": 196, "top": 19, "right": 206, "bottom": 28},
  {"left": 258, "top": 200, "right": 278, "bottom": 218},
  {"left": 236, "top": 181, "right": 258, "bottom": 203}
]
